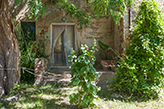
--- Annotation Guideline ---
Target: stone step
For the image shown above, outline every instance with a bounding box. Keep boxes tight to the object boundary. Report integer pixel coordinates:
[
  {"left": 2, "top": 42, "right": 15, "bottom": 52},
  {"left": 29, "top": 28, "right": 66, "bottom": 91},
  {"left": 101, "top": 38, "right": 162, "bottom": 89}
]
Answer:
[
  {"left": 48, "top": 66, "right": 70, "bottom": 74},
  {"left": 96, "top": 71, "right": 115, "bottom": 89},
  {"left": 50, "top": 66, "right": 69, "bottom": 70},
  {"left": 42, "top": 70, "right": 115, "bottom": 90}
]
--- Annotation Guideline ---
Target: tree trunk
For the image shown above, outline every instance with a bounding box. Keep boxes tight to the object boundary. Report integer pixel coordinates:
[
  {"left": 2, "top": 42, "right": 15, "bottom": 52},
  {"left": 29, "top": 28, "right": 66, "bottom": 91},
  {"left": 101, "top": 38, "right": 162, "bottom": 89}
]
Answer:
[{"left": 0, "top": 0, "right": 20, "bottom": 97}]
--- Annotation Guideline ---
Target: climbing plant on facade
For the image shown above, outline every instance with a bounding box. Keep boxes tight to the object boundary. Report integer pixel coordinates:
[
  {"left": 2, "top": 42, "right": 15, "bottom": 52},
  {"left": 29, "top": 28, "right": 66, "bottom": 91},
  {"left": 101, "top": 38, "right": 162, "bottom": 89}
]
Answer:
[{"left": 112, "top": 0, "right": 164, "bottom": 99}]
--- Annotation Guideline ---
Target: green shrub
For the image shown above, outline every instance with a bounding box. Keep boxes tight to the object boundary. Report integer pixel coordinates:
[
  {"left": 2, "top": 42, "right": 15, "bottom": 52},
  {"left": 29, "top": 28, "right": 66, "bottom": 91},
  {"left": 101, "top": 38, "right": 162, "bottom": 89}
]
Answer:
[
  {"left": 69, "top": 39, "right": 100, "bottom": 108},
  {"left": 20, "top": 41, "right": 36, "bottom": 83},
  {"left": 16, "top": 23, "right": 48, "bottom": 83},
  {"left": 112, "top": 0, "right": 164, "bottom": 99}
]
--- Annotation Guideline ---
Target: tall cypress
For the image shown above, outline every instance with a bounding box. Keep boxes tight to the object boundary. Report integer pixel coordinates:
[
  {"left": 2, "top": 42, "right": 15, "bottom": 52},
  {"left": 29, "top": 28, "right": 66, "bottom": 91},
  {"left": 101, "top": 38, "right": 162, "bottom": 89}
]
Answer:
[{"left": 113, "top": 0, "right": 164, "bottom": 98}]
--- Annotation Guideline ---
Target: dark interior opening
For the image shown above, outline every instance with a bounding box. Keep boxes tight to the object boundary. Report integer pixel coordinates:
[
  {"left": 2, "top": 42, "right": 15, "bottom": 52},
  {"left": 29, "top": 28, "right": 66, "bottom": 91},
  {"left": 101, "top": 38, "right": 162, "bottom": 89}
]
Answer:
[{"left": 21, "top": 22, "right": 36, "bottom": 41}]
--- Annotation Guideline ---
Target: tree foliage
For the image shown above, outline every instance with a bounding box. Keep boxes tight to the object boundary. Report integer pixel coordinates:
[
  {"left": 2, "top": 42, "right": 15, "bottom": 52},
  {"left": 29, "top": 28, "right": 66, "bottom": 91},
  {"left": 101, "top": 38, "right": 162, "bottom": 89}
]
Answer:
[
  {"left": 112, "top": 0, "right": 164, "bottom": 99},
  {"left": 16, "top": 0, "right": 134, "bottom": 27}
]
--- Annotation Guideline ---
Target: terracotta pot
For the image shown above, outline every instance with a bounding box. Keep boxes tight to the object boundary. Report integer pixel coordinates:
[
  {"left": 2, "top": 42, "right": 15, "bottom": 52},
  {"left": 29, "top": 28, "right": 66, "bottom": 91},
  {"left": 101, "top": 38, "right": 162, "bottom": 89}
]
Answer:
[
  {"left": 101, "top": 60, "right": 117, "bottom": 71},
  {"left": 101, "top": 60, "right": 111, "bottom": 71},
  {"left": 110, "top": 60, "right": 117, "bottom": 72}
]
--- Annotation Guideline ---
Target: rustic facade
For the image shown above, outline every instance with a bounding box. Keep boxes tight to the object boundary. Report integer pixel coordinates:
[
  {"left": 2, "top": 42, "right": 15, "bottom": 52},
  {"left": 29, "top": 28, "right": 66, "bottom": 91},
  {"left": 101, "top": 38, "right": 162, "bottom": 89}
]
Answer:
[{"left": 22, "top": 0, "right": 124, "bottom": 68}]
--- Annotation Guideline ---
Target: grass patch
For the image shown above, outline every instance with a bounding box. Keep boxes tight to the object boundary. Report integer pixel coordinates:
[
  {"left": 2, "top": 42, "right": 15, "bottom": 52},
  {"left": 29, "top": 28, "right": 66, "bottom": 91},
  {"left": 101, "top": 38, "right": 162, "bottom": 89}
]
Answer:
[
  {"left": 0, "top": 83, "right": 78, "bottom": 109},
  {"left": 97, "top": 88, "right": 164, "bottom": 109},
  {"left": 0, "top": 83, "right": 164, "bottom": 109}
]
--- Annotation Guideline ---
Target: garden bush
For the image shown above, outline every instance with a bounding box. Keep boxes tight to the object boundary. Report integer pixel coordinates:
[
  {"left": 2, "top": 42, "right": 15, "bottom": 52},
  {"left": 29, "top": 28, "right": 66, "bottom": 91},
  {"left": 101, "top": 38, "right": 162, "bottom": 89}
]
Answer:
[
  {"left": 16, "top": 23, "right": 48, "bottom": 83},
  {"left": 112, "top": 0, "right": 164, "bottom": 99},
  {"left": 68, "top": 39, "right": 100, "bottom": 108}
]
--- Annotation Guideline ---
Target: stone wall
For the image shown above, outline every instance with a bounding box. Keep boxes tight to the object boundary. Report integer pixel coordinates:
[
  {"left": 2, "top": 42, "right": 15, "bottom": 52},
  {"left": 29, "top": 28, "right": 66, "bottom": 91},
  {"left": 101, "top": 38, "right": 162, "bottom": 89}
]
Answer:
[
  {"left": 36, "top": 0, "right": 123, "bottom": 68},
  {"left": 22, "top": 0, "right": 125, "bottom": 68}
]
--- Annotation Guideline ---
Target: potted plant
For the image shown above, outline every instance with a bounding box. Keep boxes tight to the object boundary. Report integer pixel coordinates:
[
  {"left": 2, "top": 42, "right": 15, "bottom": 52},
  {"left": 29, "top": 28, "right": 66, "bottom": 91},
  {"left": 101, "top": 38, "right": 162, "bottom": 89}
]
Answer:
[
  {"left": 98, "top": 41, "right": 117, "bottom": 71},
  {"left": 98, "top": 41, "right": 111, "bottom": 70}
]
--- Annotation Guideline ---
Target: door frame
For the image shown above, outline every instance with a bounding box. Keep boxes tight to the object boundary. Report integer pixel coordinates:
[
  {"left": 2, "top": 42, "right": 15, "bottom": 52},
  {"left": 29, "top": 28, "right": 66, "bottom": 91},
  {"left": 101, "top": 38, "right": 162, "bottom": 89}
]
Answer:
[{"left": 50, "top": 23, "right": 76, "bottom": 66}]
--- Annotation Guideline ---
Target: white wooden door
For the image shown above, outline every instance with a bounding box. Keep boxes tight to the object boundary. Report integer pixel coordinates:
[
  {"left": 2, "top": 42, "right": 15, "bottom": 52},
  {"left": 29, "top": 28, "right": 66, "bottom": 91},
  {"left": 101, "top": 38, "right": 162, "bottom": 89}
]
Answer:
[{"left": 51, "top": 24, "right": 74, "bottom": 66}]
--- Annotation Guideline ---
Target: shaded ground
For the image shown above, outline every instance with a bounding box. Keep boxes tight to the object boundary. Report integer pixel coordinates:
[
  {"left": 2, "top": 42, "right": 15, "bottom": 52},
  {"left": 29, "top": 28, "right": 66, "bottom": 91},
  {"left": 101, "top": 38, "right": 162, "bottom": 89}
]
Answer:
[
  {"left": 0, "top": 82, "right": 164, "bottom": 109},
  {"left": 0, "top": 70, "right": 164, "bottom": 109},
  {"left": 0, "top": 83, "right": 78, "bottom": 109}
]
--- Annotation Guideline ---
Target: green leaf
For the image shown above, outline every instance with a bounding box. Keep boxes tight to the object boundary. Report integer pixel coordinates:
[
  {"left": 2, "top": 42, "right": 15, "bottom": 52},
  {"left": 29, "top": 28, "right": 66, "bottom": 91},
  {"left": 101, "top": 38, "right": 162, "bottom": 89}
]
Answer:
[{"left": 95, "top": 74, "right": 99, "bottom": 80}]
